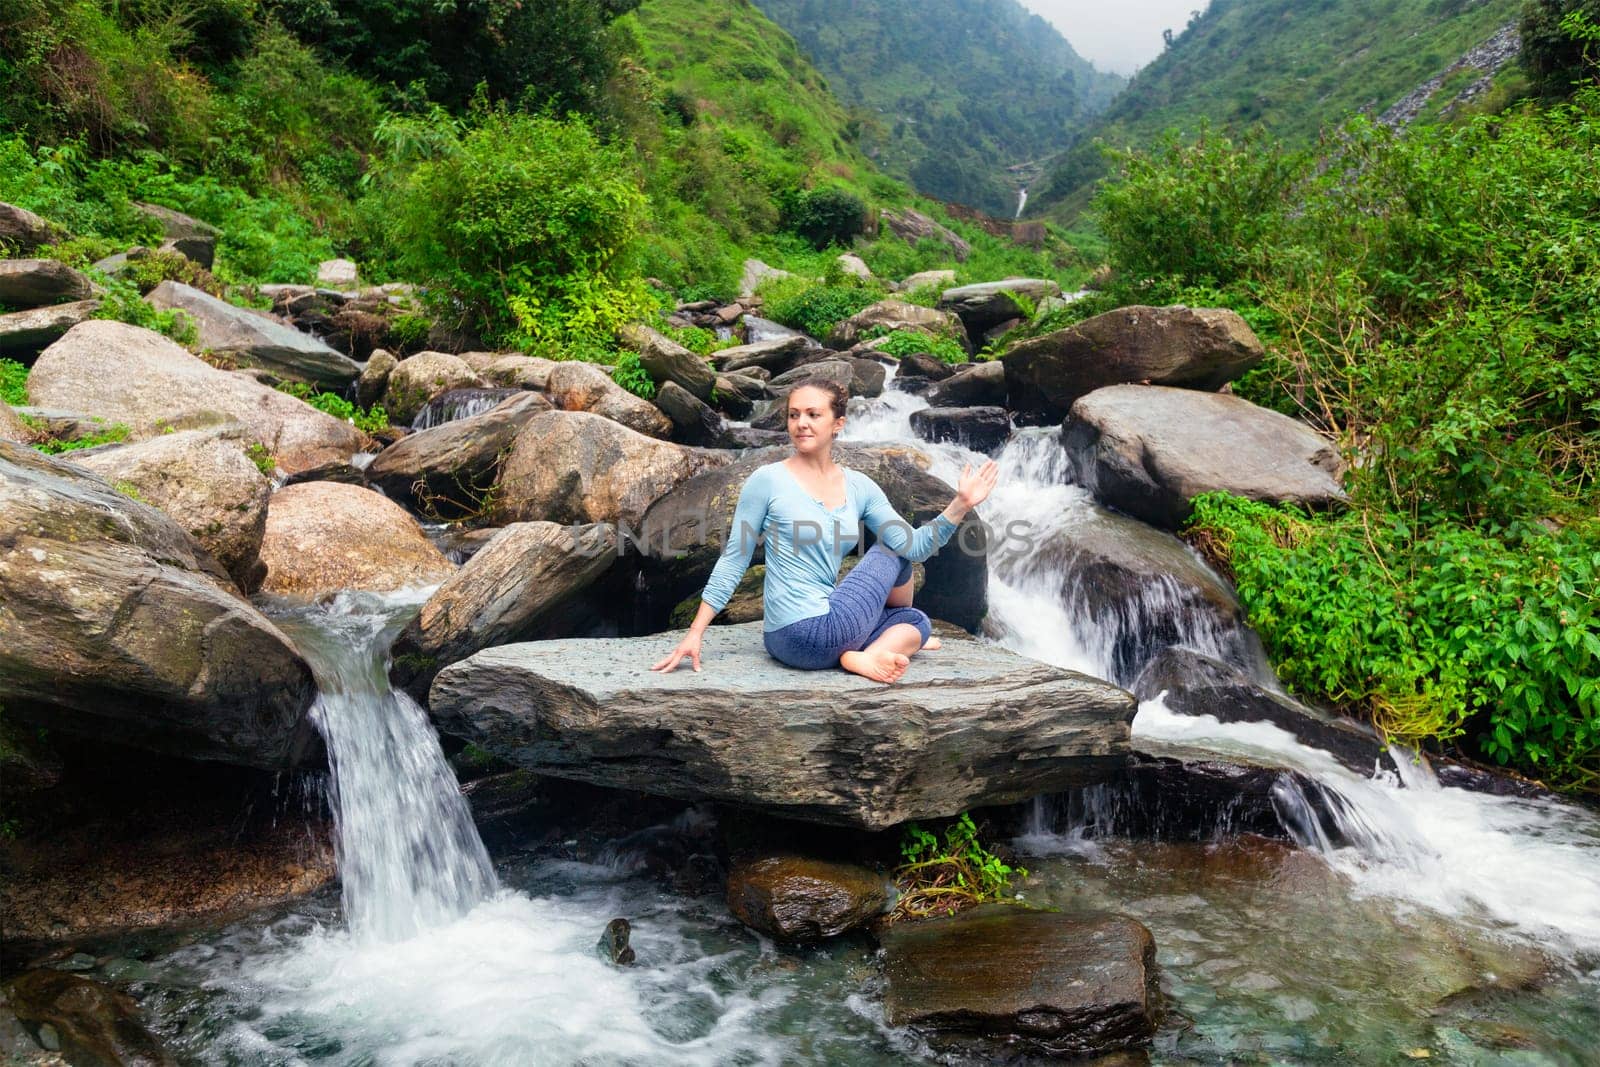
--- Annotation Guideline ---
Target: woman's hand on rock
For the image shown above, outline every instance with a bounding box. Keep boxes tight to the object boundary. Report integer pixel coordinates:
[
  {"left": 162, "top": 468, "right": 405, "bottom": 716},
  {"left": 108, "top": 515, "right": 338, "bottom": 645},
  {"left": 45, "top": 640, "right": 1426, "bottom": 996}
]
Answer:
[
  {"left": 955, "top": 459, "right": 1000, "bottom": 509},
  {"left": 651, "top": 633, "right": 703, "bottom": 674}
]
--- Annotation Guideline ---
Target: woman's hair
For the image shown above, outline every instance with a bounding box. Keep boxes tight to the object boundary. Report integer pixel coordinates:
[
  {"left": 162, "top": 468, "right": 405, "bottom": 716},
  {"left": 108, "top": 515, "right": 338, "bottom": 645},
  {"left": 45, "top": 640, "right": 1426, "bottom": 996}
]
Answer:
[{"left": 786, "top": 378, "right": 849, "bottom": 419}]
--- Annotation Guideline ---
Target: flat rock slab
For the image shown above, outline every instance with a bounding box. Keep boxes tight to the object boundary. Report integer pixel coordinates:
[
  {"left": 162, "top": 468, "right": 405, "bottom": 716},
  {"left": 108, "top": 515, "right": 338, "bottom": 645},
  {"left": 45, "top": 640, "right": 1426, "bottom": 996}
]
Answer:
[
  {"left": 429, "top": 623, "right": 1135, "bottom": 829},
  {"left": 145, "top": 280, "right": 360, "bottom": 387},
  {"left": 883, "top": 906, "right": 1160, "bottom": 1057},
  {"left": 0, "top": 299, "right": 99, "bottom": 356}
]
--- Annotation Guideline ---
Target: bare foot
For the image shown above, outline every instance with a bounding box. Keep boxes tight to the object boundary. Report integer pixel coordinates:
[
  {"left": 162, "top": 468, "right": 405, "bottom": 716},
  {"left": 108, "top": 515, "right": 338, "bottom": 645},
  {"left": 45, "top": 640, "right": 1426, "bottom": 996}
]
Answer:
[
  {"left": 921, "top": 635, "right": 942, "bottom": 651},
  {"left": 840, "top": 648, "right": 911, "bottom": 683}
]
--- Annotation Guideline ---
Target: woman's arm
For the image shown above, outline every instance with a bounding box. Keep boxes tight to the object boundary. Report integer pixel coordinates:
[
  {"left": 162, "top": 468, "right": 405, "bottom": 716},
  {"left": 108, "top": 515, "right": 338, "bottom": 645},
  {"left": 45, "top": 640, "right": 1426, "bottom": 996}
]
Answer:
[
  {"left": 859, "top": 461, "right": 999, "bottom": 561},
  {"left": 652, "top": 468, "right": 770, "bottom": 673}
]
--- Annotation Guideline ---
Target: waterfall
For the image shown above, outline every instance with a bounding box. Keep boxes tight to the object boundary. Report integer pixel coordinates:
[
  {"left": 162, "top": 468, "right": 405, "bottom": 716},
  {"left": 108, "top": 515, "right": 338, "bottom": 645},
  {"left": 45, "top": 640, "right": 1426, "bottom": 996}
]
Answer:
[
  {"left": 273, "top": 591, "right": 496, "bottom": 942},
  {"left": 411, "top": 388, "right": 521, "bottom": 431},
  {"left": 1014, "top": 186, "right": 1028, "bottom": 219},
  {"left": 845, "top": 376, "right": 1600, "bottom": 961}
]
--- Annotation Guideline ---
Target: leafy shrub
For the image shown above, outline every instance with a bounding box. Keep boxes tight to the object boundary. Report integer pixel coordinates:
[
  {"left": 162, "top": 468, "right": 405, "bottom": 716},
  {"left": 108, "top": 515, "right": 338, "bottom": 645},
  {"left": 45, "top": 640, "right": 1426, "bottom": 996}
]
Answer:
[
  {"left": 762, "top": 281, "right": 878, "bottom": 339},
  {"left": 891, "top": 813, "right": 1026, "bottom": 922},
  {"left": 91, "top": 278, "right": 198, "bottom": 346},
  {"left": 276, "top": 383, "right": 390, "bottom": 433},
  {"left": 0, "top": 360, "right": 27, "bottom": 406},
  {"left": 779, "top": 186, "right": 866, "bottom": 249},
  {"left": 1189, "top": 495, "right": 1599, "bottom": 793},
  {"left": 658, "top": 324, "right": 736, "bottom": 356},
  {"left": 377, "top": 105, "right": 650, "bottom": 348},
  {"left": 867, "top": 328, "right": 966, "bottom": 365},
  {"left": 34, "top": 422, "right": 131, "bottom": 454},
  {"left": 1521, "top": 1, "right": 1600, "bottom": 98},
  {"left": 610, "top": 349, "right": 656, "bottom": 399}
]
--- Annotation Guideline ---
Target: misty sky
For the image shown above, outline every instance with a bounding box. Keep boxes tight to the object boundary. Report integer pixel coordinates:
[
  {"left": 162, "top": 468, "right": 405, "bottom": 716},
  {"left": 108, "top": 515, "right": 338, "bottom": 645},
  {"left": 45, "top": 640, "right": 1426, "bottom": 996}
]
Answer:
[{"left": 1017, "top": 1, "right": 1212, "bottom": 76}]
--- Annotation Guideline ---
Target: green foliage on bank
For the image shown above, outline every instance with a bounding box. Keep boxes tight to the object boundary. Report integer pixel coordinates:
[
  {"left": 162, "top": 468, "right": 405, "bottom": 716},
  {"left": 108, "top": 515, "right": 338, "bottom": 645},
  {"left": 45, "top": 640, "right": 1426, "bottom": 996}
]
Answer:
[
  {"left": 0, "top": 360, "right": 27, "bottom": 406},
  {"left": 892, "top": 813, "right": 1027, "bottom": 922},
  {"left": 1089, "top": 79, "right": 1600, "bottom": 789},
  {"left": 275, "top": 383, "right": 389, "bottom": 433},
  {"left": 1033, "top": 0, "right": 1525, "bottom": 218}
]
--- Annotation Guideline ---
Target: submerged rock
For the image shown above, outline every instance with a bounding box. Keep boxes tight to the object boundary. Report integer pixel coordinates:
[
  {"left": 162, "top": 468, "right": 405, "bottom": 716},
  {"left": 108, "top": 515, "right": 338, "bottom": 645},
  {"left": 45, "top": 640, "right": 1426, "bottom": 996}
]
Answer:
[
  {"left": 4, "top": 971, "right": 174, "bottom": 1066},
  {"left": 1063, "top": 384, "right": 1347, "bottom": 528},
  {"left": 1134, "top": 648, "right": 1391, "bottom": 775},
  {"left": 0, "top": 443, "right": 316, "bottom": 768},
  {"left": 1003, "top": 304, "right": 1264, "bottom": 422},
  {"left": 27, "top": 321, "right": 364, "bottom": 474},
  {"left": 726, "top": 856, "right": 889, "bottom": 942},
  {"left": 428, "top": 622, "right": 1134, "bottom": 829},
  {"left": 258, "top": 481, "right": 456, "bottom": 597},
  {"left": 882, "top": 906, "right": 1159, "bottom": 1057},
  {"left": 597, "top": 918, "right": 636, "bottom": 966},
  {"left": 145, "top": 281, "right": 361, "bottom": 387}
]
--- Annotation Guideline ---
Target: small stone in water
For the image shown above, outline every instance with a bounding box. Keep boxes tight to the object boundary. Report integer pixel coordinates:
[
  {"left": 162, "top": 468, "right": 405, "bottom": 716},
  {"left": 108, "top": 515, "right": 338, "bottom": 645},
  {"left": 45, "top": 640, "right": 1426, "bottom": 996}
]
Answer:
[
  {"left": 36, "top": 1023, "right": 61, "bottom": 1051},
  {"left": 598, "top": 917, "right": 636, "bottom": 966},
  {"left": 57, "top": 953, "right": 97, "bottom": 972}
]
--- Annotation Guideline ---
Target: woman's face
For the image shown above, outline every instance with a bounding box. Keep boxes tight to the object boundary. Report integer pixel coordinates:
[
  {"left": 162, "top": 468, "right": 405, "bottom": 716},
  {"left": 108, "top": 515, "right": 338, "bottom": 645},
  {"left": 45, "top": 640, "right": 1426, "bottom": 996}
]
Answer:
[{"left": 787, "top": 385, "right": 843, "bottom": 456}]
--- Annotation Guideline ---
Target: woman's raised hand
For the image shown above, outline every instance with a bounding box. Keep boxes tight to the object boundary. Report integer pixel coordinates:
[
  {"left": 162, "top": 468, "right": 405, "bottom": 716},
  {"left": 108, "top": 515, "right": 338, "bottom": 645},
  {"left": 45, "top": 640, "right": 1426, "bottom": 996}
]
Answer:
[
  {"left": 651, "top": 632, "right": 703, "bottom": 674},
  {"left": 955, "top": 459, "right": 1000, "bottom": 509}
]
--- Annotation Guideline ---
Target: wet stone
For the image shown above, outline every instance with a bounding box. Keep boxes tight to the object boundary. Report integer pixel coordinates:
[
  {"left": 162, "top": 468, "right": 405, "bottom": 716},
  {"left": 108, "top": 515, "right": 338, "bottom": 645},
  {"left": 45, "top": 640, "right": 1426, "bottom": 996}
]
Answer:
[
  {"left": 725, "top": 856, "right": 890, "bottom": 942},
  {"left": 598, "top": 918, "right": 636, "bottom": 966}
]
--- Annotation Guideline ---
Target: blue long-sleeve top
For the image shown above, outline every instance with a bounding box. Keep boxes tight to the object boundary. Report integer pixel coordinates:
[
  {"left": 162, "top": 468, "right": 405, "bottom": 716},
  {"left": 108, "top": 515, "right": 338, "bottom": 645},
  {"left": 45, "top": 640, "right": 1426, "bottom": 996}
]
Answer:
[{"left": 700, "top": 461, "right": 960, "bottom": 631}]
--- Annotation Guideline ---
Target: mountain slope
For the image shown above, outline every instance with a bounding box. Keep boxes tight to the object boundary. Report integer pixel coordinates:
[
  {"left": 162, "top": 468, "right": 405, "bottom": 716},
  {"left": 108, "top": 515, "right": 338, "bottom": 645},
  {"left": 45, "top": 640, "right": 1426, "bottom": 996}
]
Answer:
[
  {"left": 753, "top": 0, "right": 1125, "bottom": 215},
  {"left": 1032, "top": 0, "right": 1524, "bottom": 218}
]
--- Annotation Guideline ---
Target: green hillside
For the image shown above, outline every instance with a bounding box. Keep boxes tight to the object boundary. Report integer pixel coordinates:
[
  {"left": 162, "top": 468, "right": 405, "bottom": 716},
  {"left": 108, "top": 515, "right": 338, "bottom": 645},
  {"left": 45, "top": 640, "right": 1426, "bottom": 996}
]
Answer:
[
  {"left": 1033, "top": 0, "right": 1524, "bottom": 218},
  {"left": 752, "top": 0, "right": 1125, "bottom": 215}
]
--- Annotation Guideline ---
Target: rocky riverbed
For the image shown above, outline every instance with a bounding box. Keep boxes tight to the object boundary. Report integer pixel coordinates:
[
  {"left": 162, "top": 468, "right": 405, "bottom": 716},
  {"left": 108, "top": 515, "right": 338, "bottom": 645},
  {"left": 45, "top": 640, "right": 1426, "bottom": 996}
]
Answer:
[{"left": 3, "top": 221, "right": 1598, "bottom": 1064}]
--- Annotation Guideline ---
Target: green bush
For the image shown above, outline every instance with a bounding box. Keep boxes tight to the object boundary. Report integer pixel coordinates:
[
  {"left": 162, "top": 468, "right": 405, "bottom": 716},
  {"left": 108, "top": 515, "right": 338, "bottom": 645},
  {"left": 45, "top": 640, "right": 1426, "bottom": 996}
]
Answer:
[
  {"left": 1521, "top": 1, "right": 1600, "bottom": 98},
  {"left": 762, "top": 281, "right": 878, "bottom": 339},
  {"left": 34, "top": 421, "right": 131, "bottom": 454},
  {"left": 0, "top": 360, "right": 28, "bottom": 406},
  {"left": 892, "top": 813, "right": 1026, "bottom": 922},
  {"left": 91, "top": 278, "right": 198, "bottom": 345},
  {"left": 1189, "top": 495, "right": 1600, "bottom": 793},
  {"left": 376, "top": 105, "right": 651, "bottom": 348},
  {"left": 779, "top": 186, "right": 866, "bottom": 249},
  {"left": 610, "top": 350, "right": 656, "bottom": 399},
  {"left": 275, "top": 383, "right": 389, "bottom": 433},
  {"left": 867, "top": 328, "right": 966, "bottom": 364}
]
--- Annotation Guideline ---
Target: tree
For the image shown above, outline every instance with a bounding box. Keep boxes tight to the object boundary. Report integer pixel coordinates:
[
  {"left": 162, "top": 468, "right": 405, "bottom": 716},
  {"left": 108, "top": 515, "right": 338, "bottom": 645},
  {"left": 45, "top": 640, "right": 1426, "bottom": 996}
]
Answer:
[{"left": 1521, "top": 0, "right": 1600, "bottom": 97}]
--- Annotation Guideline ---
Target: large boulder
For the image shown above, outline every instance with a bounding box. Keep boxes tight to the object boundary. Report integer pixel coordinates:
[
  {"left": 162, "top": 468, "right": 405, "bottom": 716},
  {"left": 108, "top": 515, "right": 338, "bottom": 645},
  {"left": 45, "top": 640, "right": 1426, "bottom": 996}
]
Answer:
[
  {"left": 0, "top": 259, "right": 93, "bottom": 308},
  {"left": 0, "top": 299, "right": 99, "bottom": 358},
  {"left": 389, "top": 521, "right": 617, "bottom": 696},
  {"left": 878, "top": 208, "right": 971, "bottom": 262},
  {"left": 1063, "top": 385, "right": 1348, "bottom": 528},
  {"left": 145, "top": 281, "right": 360, "bottom": 387},
  {"left": 366, "top": 391, "right": 549, "bottom": 516},
  {"left": 0, "top": 202, "right": 65, "bottom": 253},
  {"left": 428, "top": 622, "right": 1135, "bottom": 829},
  {"left": 0, "top": 443, "right": 316, "bottom": 767},
  {"left": 621, "top": 323, "right": 716, "bottom": 400},
  {"left": 739, "top": 257, "right": 794, "bottom": 298},
  {"left": 479, "top": 353, "right": 561, "bottom": 390},
  {"left": 654, "top": 380, "right": 734, "bottom": 447},
  {"left": 546, "top": 360, "right": 672, "bottom": 438},
  {"left": 882, "top": 906, "right": 1160, "bottom": 1057},
  {"left": 355, "top": 347, "right": 397, "bottom": 407},
  {"left": 990, "top": 492, "right": 1262, "bottom": 686},
  {"left": 909, "top": 406, "right": 1010, "bottom": 454},
  {"left": 377, "top": 351, "right": 483, "bottom": 424},
  {"left": 924, "top": 361, "right": 1006, "bottom": 408},
  {"left": 1134, "top": 648, "right": 1390, "bottom": 775},
  {"left": 495, "top": 409, "right": 730, "bottom": 528},
  {"left": 317, "top": 258, "right": 359, "bottom": 288},
  {"left": 1002, "top": 305, "right": 1265, "bottom": 422},
  {"left": 27, "top": 321, "right": 365, "bottom": 474},
  {"left": 725, "top": 856, "right": 889, "bottom": 942},
  {"left": 74, "top": 428, "right": 273, "bottom": 593},
  {"left": 824, "top": 300, "right": 969, "bottom": 351},
  {"left": 258, "top": 481, "right": 455, "bottom": 597},
  {"left": 938, "top": 279, "right": 1061, "bottom": 336},
  {"left": 133, "top": 201, "right": 219, "bottom": 243},
  {"left": 634, "top": 444, "right": 988, "bottom": 631},
  {"left": 712, "top": 335, "right": 815, "bottom": 377},
  {"left": 896, "top": 269, "right": 958, "bottom": 293}
]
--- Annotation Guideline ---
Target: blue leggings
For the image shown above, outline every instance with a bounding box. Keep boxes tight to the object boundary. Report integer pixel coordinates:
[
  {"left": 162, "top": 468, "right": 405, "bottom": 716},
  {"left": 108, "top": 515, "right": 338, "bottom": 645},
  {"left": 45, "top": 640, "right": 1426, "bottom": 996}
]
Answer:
[{"left": 763, "top": 544, "right": 932, "bottom": 670}]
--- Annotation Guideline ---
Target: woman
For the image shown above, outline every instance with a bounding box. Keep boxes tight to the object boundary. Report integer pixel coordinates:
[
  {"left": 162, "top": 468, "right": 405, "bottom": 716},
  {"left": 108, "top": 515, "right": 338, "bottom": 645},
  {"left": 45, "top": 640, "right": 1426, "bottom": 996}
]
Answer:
[{"left": 651, "top": 378, "right": 999, "bottom": 683}]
